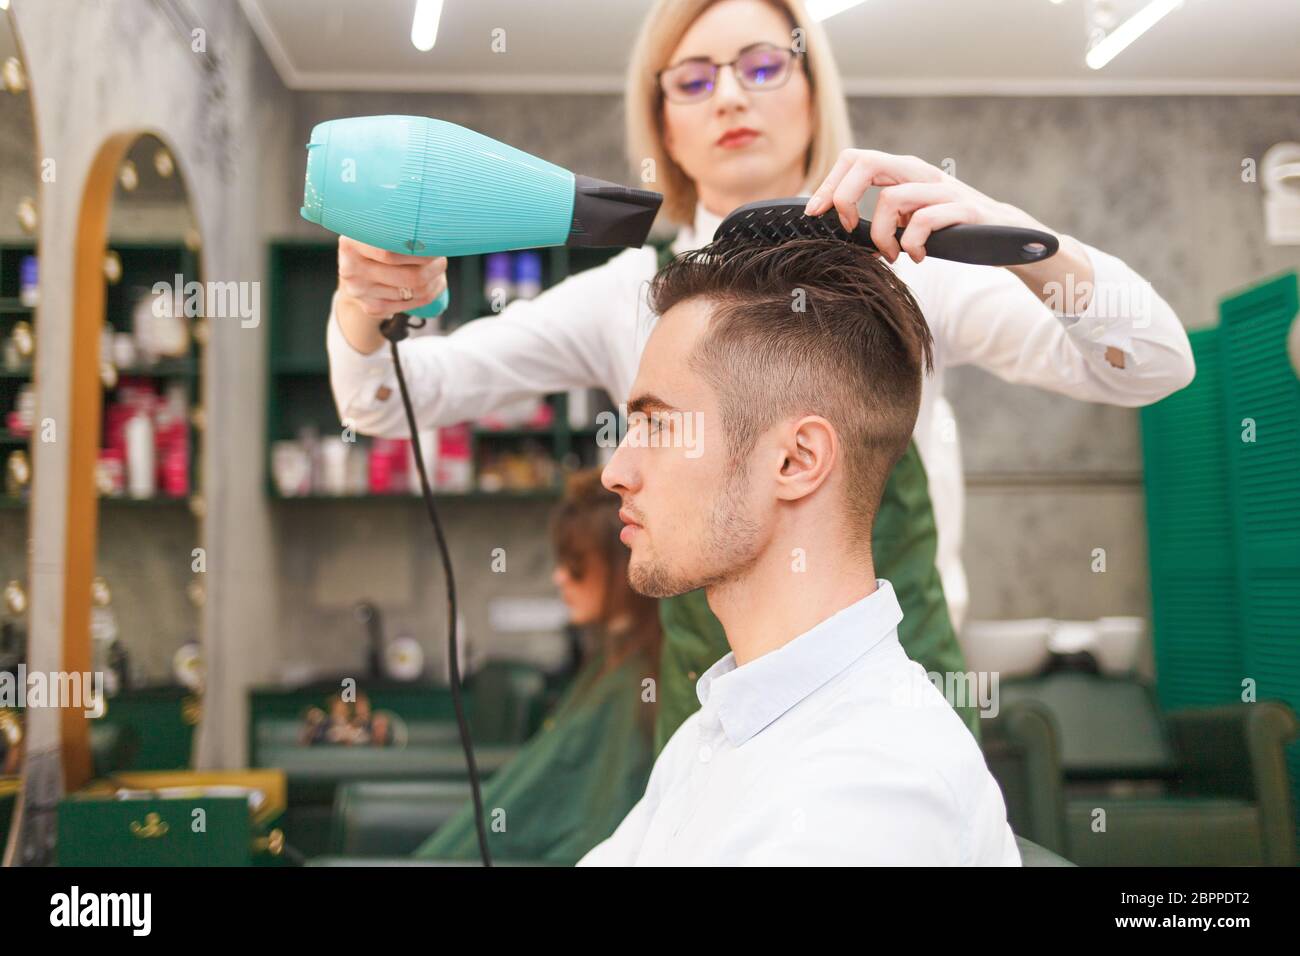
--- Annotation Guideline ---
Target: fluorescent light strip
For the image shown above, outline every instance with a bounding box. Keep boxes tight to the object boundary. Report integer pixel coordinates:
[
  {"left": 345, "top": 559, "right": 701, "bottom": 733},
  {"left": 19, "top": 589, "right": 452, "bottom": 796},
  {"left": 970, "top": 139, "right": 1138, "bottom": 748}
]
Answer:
[
  {"left": 1087, "top": 0, "right": 1184, "bottom": 70},
  {"left": 411, "top": 0, "right": 443, "bottom": 53},
  {"left": 807, "top": 0, "right": 870, "bottom": 23}
]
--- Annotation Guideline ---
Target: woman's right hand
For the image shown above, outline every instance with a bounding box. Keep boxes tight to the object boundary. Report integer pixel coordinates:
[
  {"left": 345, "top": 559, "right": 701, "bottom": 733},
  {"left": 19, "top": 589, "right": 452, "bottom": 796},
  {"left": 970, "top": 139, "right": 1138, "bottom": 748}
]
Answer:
[{"left": 334, "top": 236, "right": 448, "bottom": 355}]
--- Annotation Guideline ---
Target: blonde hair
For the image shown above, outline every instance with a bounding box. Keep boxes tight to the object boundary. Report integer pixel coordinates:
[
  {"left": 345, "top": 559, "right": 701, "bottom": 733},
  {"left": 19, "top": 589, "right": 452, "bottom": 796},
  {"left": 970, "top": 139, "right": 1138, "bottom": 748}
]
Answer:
[{"left": 624, "top": 0, "right": 854, "bottom": 227}]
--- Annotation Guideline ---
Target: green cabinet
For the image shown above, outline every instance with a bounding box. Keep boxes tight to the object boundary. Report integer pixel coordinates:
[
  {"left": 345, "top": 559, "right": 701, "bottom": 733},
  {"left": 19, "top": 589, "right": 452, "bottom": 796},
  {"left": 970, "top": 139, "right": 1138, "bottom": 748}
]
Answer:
[
  {"left": 97, "top": 685, "right": 200, "bottom": 771},
  {"left": 58, "top": 795, "right": 255, "bottom": 867},
  {"left": 57, "top": 769, "right": 288, "bottom": 867}
]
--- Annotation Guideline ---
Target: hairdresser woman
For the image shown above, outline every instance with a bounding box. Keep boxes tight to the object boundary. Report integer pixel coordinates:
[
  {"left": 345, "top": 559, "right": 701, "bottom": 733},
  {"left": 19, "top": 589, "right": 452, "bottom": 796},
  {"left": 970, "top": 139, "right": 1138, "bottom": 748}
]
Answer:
[{"left": 326, "top": 0, "right": 1194, "bottom": 751}]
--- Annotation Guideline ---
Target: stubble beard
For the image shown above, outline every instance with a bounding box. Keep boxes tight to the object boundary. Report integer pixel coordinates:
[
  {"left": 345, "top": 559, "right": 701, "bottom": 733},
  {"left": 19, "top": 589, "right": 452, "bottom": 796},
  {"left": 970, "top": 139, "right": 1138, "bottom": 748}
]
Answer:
[{"left": 628, "top": 461, "right": 763, "bottom": 599}]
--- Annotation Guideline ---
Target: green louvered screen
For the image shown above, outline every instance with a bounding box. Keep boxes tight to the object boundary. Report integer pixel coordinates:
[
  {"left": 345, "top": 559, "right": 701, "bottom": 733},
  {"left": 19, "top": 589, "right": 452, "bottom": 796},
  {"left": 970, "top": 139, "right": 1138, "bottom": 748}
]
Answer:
[
  {"left": 1142, "top": 271, "right": 1300, "bottom": 857},
  {"left": 1141, "top": 328, "right": 1243, "bottom": 710},
  {"left": 1219, "top": 271, "right": 1300, "bottom": 855}
]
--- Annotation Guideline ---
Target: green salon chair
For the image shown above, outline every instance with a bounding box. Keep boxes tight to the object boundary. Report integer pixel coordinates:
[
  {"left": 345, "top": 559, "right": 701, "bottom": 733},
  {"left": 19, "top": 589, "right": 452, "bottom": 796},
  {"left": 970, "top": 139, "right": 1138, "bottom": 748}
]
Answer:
[{"left": 998, "top": 672, "right": 1297, "bottom": 866}]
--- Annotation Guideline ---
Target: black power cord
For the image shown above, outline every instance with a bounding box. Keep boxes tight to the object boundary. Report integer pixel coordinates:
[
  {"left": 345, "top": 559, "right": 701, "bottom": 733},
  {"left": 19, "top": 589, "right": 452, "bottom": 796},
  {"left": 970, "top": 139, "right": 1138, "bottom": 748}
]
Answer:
[{"left": 378, "top": 311, "right": 493, "bottom": 867}]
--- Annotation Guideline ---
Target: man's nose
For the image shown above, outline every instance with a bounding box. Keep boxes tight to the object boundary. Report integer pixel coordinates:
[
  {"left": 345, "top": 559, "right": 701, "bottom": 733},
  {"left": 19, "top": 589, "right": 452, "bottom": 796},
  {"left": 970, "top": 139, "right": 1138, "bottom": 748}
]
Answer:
[{"left": 601, "top": 438, "right": 635, "bottom": 496}]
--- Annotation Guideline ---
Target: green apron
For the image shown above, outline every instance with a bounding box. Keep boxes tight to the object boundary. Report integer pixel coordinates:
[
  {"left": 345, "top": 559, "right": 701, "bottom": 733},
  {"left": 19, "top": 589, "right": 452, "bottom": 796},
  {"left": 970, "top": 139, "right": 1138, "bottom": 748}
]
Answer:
[
  {"left": 413, "top": 648, "right": 655, "bottom": 864},
  {"left": 650, "top": 240, "right": 979, "bottom": 753}
]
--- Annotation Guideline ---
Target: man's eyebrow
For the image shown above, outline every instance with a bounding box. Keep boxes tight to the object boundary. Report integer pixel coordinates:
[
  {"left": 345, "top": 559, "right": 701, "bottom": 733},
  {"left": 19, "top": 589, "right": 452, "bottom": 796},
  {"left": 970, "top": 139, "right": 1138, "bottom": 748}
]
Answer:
[{"left": 627, "top": 393, "right": 679, "bottom": 416}]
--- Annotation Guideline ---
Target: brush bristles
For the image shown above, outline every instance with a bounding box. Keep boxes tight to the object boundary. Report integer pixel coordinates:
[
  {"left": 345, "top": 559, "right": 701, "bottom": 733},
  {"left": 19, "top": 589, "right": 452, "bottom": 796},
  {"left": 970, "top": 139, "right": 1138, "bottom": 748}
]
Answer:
[{"left": 714, "top": 204, "right": 854, "bottom": 247}]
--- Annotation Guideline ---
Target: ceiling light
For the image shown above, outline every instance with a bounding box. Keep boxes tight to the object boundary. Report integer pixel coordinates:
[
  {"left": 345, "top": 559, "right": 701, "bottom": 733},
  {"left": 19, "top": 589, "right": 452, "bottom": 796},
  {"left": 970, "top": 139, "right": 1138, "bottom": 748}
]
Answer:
[
  {"left": 411, "top": 0, "right": 443, "bottom": 52},
  {"left": 1086, "top": 0, "right": 1183, "bottom": 70},
  {"left": 807, "top": 0, "right": 869, "bottom": 23}
]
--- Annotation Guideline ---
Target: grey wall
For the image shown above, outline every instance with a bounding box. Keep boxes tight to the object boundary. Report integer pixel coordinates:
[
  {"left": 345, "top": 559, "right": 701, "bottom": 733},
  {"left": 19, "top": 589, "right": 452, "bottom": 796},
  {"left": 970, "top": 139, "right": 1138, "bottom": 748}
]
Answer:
[
  {"left": 848, "top": 95, "right": 1300, "bottom": 623},
  {"left": 7, "top": 0, "right": 1299, "bottom": 770}
]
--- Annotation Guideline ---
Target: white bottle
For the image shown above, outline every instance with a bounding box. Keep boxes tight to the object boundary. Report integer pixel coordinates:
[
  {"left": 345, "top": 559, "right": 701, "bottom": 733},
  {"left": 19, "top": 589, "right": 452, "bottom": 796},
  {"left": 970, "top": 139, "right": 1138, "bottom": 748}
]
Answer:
[
  {"left": 125, "top": 412, "right": 156, "bottom": 499},
  {"left": 408, "top": 429, "right": 439, "bottom": 494},
  {"left": 568, "top": 388, "right": 591, "bottom": 430}
]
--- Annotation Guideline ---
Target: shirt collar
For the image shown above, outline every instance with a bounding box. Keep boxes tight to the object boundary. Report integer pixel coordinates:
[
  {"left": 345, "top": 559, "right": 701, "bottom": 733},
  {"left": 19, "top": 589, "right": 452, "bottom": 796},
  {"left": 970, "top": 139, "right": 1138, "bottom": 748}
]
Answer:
[{"left": 694, "top": 579, "right": 904, "bottom": 747}]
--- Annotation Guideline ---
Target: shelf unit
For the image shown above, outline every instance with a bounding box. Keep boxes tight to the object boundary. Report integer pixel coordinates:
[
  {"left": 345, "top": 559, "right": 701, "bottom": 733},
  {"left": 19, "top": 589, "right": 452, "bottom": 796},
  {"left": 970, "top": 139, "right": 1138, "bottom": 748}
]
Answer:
[
  {"left": 97, "top": 241, "right": 203, "bottom": 507},
  {"left": 264, "top": 240, "right": 624, "bottom": 501},
  {"left": 0, "top": 240, "right": 203, "bottom": 510}
]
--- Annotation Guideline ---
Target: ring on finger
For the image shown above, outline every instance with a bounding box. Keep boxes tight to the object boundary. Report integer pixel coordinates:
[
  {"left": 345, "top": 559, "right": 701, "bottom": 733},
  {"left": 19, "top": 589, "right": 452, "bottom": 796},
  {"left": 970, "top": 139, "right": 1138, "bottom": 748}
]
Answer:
[{"left": 398, "top": 286, "right": 413, "bottom": 301}]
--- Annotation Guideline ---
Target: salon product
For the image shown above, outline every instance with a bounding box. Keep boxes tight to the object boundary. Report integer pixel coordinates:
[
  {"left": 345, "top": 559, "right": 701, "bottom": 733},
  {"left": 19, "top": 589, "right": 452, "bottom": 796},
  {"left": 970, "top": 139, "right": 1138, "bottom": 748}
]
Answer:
[
  {"left": 483, "top": 252, "right": 513, "bottom": 312},
  {"left": 271, "top": 440, "right": 311, "bottom": 497},
  {"left": 18, "top": 255, "right": 38, "bottom": 307},
  {"left": 125, "top": 410, "right": 156, "bottom": 499},
  {"left": 408, "top": 428, "right": 439, "bottom": 495},
  {"left": 435, "top": 424, "right": 472, "bottom": 492},
  {"left": 321, "top": 436, "right": 350, "bottom": 495},
  {"left": 512, "top": 250, "right": 543, "bottom": 299}
]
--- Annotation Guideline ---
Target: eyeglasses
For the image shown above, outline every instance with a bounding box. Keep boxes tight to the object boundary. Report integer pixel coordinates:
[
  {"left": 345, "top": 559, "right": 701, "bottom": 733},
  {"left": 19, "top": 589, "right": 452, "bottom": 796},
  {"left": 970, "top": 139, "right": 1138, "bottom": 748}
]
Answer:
[{"left": 657, "top": 42, "right": 804, "bottom": 104}]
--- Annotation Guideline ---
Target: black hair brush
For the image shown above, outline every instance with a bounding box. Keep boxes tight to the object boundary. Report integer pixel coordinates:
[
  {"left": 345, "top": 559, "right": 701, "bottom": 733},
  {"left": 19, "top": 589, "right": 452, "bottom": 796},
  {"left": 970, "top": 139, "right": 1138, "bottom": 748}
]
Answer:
[{"left": 715, "top": 197, "right": 1058, "bottom": 267}]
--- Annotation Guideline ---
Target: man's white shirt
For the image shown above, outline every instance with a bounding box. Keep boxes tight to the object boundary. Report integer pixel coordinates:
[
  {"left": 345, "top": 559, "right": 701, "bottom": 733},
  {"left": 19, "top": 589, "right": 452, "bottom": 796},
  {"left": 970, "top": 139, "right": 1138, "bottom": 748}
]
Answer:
[{"left": 577, "top": 580, "right": 1022, "bottom": 866}]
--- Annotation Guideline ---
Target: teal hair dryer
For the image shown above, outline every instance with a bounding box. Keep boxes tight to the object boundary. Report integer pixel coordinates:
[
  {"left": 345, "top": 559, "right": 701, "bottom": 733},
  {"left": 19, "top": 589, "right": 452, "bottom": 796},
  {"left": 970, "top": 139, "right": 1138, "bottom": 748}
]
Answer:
[{"left": 300, "top": 115, "right": 663, "bottom": 321}]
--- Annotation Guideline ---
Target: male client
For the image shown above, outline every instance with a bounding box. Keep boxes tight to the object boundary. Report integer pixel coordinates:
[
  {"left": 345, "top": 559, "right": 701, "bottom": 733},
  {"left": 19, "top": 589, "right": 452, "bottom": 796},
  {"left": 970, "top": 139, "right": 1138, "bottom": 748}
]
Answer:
[{"left": 579, "top": 236, "right": 1020, "bottom": 866}]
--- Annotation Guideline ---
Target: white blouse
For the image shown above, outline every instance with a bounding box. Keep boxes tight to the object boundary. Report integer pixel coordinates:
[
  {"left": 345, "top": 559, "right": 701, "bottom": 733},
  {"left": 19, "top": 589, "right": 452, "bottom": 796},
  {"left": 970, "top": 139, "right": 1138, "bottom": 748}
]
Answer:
[{"left": 326, "top": 201, "right": 1195, "bottom": 631}]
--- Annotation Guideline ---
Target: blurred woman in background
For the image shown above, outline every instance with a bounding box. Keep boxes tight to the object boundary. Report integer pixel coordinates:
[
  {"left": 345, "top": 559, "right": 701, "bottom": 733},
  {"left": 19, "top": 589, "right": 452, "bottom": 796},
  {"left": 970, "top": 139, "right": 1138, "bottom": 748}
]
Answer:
[{"left": 415, "top": 469, "right": 661, "bottom": 864}]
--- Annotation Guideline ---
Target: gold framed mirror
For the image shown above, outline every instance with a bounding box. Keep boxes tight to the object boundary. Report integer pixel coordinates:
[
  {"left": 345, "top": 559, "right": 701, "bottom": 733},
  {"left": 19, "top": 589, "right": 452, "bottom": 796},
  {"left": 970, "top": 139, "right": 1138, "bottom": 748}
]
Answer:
[{"left": 58, "top": 130, "right": 206, "bottom": 802}]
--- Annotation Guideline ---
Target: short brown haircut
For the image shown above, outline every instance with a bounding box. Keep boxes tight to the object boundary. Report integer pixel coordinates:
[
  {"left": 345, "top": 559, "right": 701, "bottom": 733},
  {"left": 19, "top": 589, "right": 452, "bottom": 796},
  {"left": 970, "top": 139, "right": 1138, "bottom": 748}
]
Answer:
[{"left": 646, "top": 237, "right": 934, "bottom": 551}]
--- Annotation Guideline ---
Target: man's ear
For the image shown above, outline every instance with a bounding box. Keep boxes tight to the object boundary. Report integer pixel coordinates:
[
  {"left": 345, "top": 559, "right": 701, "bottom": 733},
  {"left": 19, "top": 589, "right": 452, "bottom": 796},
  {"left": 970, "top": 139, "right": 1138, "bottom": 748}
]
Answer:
[{"left": 774, "top": 416, "right": 836, "bottom": 502}]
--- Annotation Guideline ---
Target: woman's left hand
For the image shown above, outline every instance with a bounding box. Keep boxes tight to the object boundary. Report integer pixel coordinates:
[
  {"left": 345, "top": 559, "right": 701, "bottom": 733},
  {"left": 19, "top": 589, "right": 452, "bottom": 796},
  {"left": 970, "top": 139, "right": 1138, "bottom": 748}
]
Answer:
[
  {"left": 805, "top": 148, "right": 1117, "bottom": 365},
  {"left": 804, "top": 148, "right": 1050, "bottom": 265}
]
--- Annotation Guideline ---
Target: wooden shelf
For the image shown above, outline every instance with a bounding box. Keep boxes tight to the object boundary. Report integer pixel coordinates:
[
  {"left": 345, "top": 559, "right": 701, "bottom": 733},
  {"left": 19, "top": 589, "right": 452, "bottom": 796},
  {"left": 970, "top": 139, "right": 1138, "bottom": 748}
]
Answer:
[
  {"left": 270, "top": 487, "right": 562, "bottom": 502},
  {"left": 271, "top": 357, "right": 329, "bottom": 375},
  {"left": 472, "top": 426, "right": 556, "bottom": 440},
  {"left": 0, "top": 496, "right": 195, "bottom": 508},
  {"left": 112, "top": 359, "right": 198, "bottom": 379}
]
